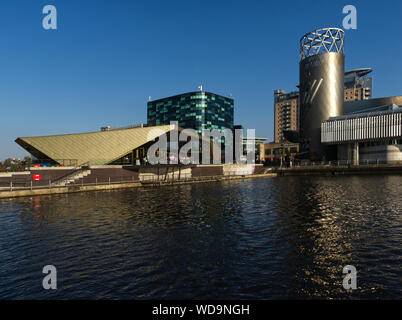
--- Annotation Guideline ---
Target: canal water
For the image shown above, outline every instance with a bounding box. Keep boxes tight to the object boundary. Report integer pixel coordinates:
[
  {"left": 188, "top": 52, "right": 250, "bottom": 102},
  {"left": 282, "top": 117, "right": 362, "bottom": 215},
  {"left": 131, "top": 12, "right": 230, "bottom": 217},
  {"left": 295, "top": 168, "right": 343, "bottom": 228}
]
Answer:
[{"left": 0, "top": 175, "right": 401, "bottom": 299}]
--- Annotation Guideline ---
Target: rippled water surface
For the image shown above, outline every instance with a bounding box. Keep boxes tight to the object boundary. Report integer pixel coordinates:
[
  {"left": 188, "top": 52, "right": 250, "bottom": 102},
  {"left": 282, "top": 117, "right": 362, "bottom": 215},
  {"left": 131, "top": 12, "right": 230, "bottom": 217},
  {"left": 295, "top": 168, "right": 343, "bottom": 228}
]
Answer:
[{"left": 0, "top": 175, "right": 401, "bottom": 299}]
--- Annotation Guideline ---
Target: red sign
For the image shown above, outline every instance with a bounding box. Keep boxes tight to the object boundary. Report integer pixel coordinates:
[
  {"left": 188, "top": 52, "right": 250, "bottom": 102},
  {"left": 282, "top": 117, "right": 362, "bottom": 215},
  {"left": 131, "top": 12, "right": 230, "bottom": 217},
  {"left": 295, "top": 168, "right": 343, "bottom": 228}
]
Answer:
[{"left": 33, "top": 174, "right": 42, "bottom": 181}]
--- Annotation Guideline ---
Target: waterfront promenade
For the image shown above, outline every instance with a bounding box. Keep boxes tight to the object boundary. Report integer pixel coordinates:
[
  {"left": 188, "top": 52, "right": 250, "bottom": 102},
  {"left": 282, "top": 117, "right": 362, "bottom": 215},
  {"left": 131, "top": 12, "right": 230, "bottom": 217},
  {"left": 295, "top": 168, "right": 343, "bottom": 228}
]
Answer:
[
  {"left": 273, "top": 162, "right": 402, "bottom": 176},
  {"left": 1, "top": 163, "right": 401, "bottom": 199}
]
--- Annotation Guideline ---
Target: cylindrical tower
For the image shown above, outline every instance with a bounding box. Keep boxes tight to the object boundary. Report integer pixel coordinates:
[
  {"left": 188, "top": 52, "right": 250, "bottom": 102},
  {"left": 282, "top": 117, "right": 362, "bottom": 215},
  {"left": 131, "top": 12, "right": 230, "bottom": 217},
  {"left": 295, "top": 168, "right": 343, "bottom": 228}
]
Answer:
[{"left": 299, "top": 28, "right": 345, "bottom": 160}]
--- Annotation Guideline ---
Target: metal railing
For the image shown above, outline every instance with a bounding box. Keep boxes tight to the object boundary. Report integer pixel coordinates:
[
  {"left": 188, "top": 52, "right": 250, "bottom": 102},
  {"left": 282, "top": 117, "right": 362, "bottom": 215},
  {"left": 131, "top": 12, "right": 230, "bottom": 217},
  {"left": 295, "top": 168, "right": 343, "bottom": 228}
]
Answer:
[
  {"left": 0, "top": 176, "right": 141, "bottom": 192},
  {"left": 139, "top": 171, "right": 253, "bottom": 185},
  {"left": 268, "top": 159, "right": 402, "bottom": 168},
  {"left": 0, "top": 171, "right": 261, "bottom": 192}
]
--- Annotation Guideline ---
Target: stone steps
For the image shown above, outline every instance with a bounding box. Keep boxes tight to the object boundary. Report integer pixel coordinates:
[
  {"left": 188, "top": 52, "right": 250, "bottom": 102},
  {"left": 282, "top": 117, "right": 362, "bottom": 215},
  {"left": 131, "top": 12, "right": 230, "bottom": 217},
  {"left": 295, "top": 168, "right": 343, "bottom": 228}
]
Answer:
[{"left": 53, "top": 169, "right": 91, "bottom": 187}]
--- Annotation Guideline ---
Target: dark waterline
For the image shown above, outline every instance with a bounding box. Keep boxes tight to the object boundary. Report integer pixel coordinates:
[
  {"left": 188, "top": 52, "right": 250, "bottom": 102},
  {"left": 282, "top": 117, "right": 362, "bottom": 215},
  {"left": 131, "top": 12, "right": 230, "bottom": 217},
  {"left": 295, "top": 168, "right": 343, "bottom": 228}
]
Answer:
[{"left": 0, "top": 175, "right": 401, "bottom": 299}]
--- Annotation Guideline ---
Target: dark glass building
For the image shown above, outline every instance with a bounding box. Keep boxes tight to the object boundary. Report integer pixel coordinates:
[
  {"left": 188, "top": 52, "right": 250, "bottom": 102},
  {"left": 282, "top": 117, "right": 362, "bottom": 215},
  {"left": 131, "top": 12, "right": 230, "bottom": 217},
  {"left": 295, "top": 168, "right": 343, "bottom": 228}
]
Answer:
[{"left": 147, "top": 91, "right": 234, "bottom": 134}]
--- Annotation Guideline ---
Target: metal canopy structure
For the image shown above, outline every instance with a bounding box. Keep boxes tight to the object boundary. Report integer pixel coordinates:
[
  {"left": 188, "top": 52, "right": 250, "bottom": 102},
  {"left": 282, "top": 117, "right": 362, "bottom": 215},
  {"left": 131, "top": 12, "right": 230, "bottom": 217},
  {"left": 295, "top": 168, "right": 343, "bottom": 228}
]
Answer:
[
  {"left": 300, "top": 27, "right": 345, "bottom": 61},
  {"left": 15, "top": 125, "right": 174, "bottom": 166},
  {"left": 344, "top": 68, "right": 372, "bottom": 77}
]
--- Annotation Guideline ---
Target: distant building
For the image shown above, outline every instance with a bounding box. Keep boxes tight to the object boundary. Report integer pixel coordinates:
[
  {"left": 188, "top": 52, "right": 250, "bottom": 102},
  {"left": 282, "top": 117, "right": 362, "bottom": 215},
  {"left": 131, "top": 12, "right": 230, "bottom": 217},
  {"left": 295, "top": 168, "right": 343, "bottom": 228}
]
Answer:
[
  {"left": 241, "top": 137, "right": 267, "bottom": 163},
  {"left": 344, "top": 68, "right": 372, "bottom": 101},
  {"left": 274, "top": 90, "right": 299, "bottom": 143},
  {"left": 147, "top": 91, "right": 234, "bottom": 135},
  {"left": 261, "top": 142, "right": 300, "bottom": 163}
]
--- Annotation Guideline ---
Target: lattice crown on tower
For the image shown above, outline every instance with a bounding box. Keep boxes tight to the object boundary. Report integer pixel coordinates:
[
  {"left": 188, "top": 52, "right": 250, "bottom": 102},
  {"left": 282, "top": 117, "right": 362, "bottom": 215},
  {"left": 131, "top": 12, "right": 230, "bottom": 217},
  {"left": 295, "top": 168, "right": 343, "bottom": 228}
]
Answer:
[{"left": 300, "top": 28, "right": 345, "bottom": 61}]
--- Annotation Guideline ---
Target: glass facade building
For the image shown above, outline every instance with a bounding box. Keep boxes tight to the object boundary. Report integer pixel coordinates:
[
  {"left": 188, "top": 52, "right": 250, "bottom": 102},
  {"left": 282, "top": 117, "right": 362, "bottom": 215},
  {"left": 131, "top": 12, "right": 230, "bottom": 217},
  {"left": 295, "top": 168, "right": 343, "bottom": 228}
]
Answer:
[{"left": 147, "top": 91, "right": 234, "bottom": 134}]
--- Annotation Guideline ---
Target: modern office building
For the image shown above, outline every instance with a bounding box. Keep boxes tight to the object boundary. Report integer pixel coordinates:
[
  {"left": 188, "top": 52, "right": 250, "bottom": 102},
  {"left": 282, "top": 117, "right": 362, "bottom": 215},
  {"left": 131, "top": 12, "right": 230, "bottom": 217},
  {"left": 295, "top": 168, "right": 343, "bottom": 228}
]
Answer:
[
  {"left": 344, "top": 68, "right": 373, "bottom": 101},
  {"left": 299, "top": 27, "right": 345, "bottom": 160},
  {"left": 147, "top": 91, "right": 234, "bottom": 135},
  {"left": 274, "top": 90, "right": 299, "bottom": 143},
  {"left": 321, "top": 104, "right": 402, "bottom": 163}
]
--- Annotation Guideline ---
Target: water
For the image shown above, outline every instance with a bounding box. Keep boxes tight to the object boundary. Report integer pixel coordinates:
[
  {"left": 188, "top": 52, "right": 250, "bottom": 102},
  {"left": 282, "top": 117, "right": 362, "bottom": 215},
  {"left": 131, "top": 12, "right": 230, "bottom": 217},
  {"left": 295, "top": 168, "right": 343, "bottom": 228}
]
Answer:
[{"left": 0, "top": 175, "right": 401, "bottom": 299}]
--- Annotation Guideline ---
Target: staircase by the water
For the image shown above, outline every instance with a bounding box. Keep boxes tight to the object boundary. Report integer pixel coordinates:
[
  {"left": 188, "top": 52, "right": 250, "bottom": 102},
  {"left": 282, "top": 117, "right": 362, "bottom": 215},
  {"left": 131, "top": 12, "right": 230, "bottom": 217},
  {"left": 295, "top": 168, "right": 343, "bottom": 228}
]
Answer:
[{"left": 52, "top": 169, "right": 91, "bottom": 187}]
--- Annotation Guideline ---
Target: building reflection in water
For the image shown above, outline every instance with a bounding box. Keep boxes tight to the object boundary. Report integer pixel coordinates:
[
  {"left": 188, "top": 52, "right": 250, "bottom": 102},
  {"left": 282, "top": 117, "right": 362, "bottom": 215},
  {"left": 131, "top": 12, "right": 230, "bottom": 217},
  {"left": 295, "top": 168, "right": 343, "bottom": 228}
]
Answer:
[
  {"left": 269, "top": 175, "right": 401, "bottom": 298},
  {"left": 1, "top": 174, "right": 400, "bottom": 299}
]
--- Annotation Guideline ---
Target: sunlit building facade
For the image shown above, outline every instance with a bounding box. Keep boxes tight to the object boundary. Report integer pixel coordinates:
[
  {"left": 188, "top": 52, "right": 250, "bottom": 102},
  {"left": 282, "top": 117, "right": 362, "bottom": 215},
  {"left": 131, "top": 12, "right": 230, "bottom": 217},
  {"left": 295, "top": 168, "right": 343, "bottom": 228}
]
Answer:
[
  {"left": 147, "top": 91, "right": 234, "bottom": 135},
  {"left": 274, "top": 90, "right": 299, "bottom": 143}
]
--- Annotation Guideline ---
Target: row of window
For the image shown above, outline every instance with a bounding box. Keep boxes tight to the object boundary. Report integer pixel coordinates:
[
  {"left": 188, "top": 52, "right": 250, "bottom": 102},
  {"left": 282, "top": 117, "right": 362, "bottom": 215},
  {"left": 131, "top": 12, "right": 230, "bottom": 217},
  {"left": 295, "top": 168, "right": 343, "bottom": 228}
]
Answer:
[{"left": 264, "top": 147, "right": 298, "bottom": 155}]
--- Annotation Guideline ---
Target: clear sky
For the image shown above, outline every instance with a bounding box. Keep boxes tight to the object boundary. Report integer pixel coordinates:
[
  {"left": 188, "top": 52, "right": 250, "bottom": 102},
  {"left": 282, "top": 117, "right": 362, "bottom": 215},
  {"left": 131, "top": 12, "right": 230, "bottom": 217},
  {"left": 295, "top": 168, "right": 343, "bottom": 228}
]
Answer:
[{"left": 1, "top": 0, "right": 401, "bottom": 160}]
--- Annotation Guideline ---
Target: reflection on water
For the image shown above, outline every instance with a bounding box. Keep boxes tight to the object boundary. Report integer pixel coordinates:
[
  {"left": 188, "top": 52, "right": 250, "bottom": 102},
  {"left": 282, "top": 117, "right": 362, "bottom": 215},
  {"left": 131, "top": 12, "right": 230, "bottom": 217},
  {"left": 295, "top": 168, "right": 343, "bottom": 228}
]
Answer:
[{"left": 0, "top": 175, "right": 401, "bottom": 299}]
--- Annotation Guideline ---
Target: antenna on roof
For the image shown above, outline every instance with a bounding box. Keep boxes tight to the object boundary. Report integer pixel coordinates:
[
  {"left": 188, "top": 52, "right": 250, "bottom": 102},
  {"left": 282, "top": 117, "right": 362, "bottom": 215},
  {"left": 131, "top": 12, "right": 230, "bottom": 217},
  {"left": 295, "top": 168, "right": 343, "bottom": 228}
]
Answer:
[
  {"left": 148, "top": 96, "right": 152, "bottom": 101},
  {"left": 198, "top": 85, "right": 203, "bottom": 92}
]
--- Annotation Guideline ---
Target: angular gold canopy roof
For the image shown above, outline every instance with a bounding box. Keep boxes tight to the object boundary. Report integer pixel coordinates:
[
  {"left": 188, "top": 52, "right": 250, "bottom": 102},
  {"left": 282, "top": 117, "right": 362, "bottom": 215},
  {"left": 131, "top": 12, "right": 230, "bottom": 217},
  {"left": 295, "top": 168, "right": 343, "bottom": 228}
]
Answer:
[{"left": 16, "top": 125, "right": 174, "bottom": 166}]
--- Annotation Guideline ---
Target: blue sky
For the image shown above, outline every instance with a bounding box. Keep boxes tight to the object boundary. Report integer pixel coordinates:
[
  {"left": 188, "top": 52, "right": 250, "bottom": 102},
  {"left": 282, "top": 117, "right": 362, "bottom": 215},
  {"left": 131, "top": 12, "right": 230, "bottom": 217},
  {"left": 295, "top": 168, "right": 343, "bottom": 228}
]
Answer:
[{"left": 1, "top": 0, "right": 401, "bottom": 160}]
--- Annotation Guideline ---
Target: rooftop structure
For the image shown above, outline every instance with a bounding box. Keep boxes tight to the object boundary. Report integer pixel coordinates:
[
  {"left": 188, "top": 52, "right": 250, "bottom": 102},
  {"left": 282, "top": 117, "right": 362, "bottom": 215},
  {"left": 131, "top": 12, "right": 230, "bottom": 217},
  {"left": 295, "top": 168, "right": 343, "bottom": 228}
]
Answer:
[
  {"left": 300, "top": 27, "right": 345, "bottom": 61},
  {"left": 344, "top": 68, "right": 372, "bottom": 77},
  {"left": 344, "top": 96, "right": 402, "bottom": 114},
  {"left": 100, "top": 123, "right": 146, "bottom": 131}
]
